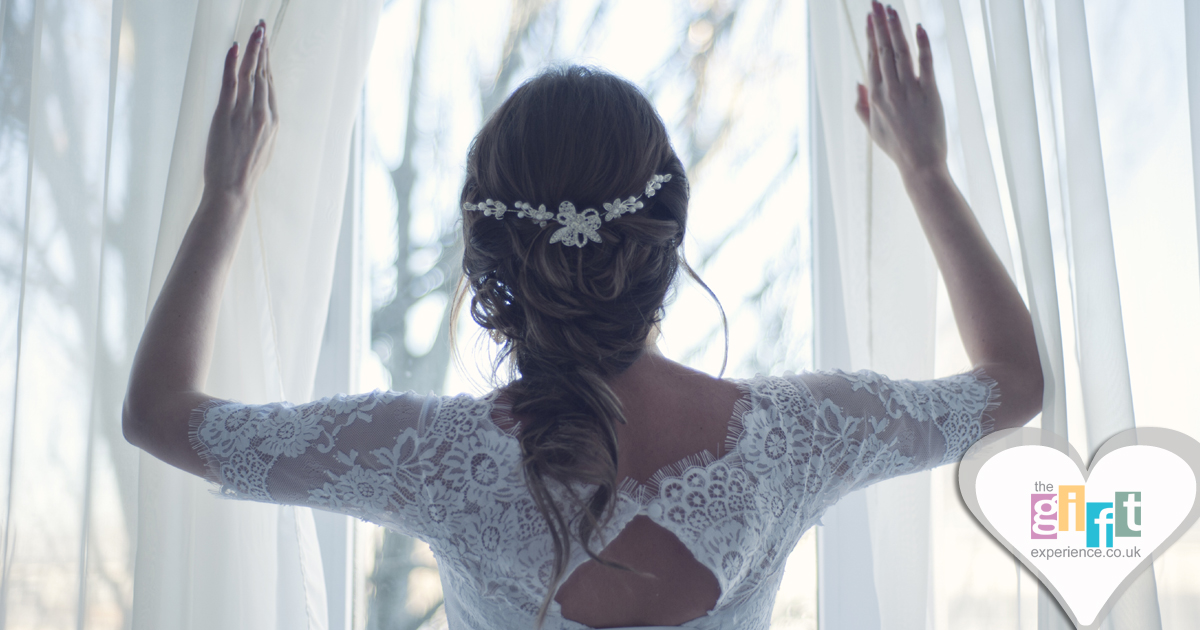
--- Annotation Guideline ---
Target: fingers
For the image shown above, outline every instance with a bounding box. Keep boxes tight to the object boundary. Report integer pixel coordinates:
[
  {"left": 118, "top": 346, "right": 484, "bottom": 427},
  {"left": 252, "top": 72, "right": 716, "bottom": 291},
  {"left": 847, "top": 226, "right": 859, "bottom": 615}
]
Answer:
[
  {"left": 866, "top": 14, "right": 883, "bottom": 93},
  {"left": 886, "top": 5, "right": 915, "bottom": 84},
  {"left": 265, "top": 37, "right": 277, "bottom": 120},
  {"left": 216, "top": 42, "right": 238, "bottom": 115},
  {"left": 917, "top": 23, "right": 936, "bottom": 90},
  {"left": 236, "top": 21, "right": 266, "bottom": 116},
  {"left": 870, "top": 2, "right": 898, "bottom": 91},
  {"left": 252, "top": 27, "right": 270, "bottom": 125},
  {"left": 855, "top": 83, "right": 870, "bottom": 126}
]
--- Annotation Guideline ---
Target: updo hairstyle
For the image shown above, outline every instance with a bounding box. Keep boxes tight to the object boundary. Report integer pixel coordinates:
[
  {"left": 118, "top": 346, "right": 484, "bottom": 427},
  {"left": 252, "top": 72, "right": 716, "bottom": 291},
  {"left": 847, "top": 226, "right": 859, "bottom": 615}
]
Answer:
[{"left": 456, "top": 65, "right": 694, "bottom": 626}]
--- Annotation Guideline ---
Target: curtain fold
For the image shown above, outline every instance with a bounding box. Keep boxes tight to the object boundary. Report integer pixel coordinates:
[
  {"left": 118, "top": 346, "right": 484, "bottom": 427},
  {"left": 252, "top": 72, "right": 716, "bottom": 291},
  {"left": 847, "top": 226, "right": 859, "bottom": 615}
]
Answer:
[
  {"left": 811, "top": 41, "right": 884, "bottom": 627},
  {"left": 812, "top": 0, "right": 1189, "bottom": 628},
  {"left": 0, "top": 0, "right": 377, "bottom": 627},
  {"left": 1190, "top": 0, "right": 1200, "bottom": 293},
  {"left": 976, "top": 1, "right": 1076, "bottom": 624},
  {"left": 811, "top": 2, "right": 938, "bottom": 629},
  {"left": 0, "top": 0, "right": 150, "bottom": 625},
  {"left": 1053, "top": 1, "right": 1160, "bottom": 627},
  {"left": 133, "top": 2, "right": 380, "bottom": 629}
]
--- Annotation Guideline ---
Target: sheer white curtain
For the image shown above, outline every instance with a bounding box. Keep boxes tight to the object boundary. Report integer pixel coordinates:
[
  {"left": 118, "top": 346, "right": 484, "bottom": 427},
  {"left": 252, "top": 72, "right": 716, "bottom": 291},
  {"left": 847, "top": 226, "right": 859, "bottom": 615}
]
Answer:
[
  {"left": 0, "top": 0, "right": 378, "bottom": 628},
  {"left": 812, "top": 0, "right": 1200, "bottom": 628},
  {"left": 135, "top": 1, "right": 379, "bottom": 628}
]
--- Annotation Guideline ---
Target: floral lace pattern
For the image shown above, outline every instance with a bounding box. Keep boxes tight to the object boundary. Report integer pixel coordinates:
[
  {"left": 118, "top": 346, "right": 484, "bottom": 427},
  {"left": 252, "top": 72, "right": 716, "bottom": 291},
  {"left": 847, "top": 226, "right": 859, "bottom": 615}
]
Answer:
[{"left": 191, "top": 368, "right": 997, "bottom": 629}]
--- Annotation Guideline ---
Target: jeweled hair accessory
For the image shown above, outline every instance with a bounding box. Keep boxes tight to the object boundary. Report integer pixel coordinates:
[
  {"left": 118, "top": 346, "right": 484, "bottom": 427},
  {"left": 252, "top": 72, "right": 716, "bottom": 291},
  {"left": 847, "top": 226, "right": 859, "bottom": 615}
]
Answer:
[{"left": 463, "top": 174, "right": 672, "bottom": 248}]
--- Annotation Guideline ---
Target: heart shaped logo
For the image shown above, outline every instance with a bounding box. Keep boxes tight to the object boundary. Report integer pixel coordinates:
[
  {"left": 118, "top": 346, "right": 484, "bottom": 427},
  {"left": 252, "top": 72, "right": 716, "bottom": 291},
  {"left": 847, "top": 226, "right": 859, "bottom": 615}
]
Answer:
[{"left": 958, "top": 427, "right": 1200, "bottom": 629}]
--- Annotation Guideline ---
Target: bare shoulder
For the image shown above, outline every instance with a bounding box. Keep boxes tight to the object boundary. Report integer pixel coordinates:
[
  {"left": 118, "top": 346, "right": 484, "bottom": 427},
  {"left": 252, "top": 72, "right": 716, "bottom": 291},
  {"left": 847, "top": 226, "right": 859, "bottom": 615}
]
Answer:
[{"left": 607, "top": 353, "right": 744, "bottom": 475}]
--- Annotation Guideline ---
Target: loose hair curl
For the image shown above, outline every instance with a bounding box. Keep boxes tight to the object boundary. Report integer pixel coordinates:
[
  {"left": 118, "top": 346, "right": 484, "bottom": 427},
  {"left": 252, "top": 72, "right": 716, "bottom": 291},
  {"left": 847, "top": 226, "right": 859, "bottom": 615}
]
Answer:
[{"left": 454, "top": 66, "right": 695, "bottom": 627}]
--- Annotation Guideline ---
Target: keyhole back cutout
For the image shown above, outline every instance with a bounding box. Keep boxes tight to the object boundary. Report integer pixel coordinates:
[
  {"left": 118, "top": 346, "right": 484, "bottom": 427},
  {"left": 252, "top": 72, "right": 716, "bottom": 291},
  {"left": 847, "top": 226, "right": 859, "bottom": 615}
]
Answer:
[
  {"left": 493, "top": 357, "right": 746, "bottom": 628},
  {"left": 553, "top": 515, "right": 722, "bottom": 628}
]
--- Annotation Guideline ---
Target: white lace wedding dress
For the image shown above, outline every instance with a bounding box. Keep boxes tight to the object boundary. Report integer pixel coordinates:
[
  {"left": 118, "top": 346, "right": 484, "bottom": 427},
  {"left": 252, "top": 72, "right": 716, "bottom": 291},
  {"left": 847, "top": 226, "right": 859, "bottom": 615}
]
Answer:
[{"left": 191, "top": 368, "right": 997, "bottom": 629}]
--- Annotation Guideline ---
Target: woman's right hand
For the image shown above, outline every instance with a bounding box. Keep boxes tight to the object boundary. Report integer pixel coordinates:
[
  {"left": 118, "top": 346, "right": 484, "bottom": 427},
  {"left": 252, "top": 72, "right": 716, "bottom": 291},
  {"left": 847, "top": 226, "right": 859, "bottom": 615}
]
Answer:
[
  {"left": 203, "top": 20, "right": 278, "bottom": 204},
  {"left": 854, "top": 1, "right": 946, "bottom": 178}
]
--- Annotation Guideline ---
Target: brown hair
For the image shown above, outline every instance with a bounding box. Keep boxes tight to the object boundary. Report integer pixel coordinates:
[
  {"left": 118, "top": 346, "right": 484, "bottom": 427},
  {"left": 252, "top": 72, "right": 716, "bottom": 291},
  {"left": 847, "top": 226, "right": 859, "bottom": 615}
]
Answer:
[{"left": 455, "top": 65, "right": 699, "bottom": 626}]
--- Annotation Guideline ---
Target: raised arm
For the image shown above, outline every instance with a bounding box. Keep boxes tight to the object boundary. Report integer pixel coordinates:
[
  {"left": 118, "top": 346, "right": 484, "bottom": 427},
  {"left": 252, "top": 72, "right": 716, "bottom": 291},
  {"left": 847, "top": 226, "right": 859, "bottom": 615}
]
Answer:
[
  {"left": 123, "top": 21, "right": 279, "bottom": 475},
  {"left": 854, "top": 2, "right": 1042, "bottom": 429}
]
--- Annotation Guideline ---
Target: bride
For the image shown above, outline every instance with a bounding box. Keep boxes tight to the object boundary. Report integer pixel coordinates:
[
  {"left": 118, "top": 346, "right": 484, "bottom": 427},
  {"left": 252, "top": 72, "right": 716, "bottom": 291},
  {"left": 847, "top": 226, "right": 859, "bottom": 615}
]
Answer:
[{"left": 123, "top": 3, "right": 1042, "bottom": 629}]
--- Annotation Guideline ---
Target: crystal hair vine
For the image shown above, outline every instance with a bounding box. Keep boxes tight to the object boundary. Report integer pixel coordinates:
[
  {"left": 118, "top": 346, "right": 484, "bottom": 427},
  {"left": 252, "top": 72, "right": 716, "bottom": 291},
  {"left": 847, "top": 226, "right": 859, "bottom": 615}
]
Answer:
[{"left": 462, "top": 174, "right": 673, "bottom": 248}]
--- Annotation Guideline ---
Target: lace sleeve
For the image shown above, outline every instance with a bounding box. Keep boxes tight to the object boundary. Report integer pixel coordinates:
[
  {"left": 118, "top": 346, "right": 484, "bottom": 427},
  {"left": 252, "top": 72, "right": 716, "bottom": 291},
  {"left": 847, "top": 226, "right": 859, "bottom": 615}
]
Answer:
[
  {"left": 189, "top": 390, "right": 444, "bottom": 539},
  {"left": 784, "top": 368, "right": 998, "bottom": 500}
]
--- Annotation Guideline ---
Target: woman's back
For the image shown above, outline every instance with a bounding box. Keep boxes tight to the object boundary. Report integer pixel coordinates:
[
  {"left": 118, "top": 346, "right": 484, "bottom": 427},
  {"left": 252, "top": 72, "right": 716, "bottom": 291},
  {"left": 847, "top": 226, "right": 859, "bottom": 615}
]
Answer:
[
  {"left": 187, "top": 350, "right": 997, "bottom": 629},
  {"left": 523, "top": 353, "right": 741, "bottom": 627}
]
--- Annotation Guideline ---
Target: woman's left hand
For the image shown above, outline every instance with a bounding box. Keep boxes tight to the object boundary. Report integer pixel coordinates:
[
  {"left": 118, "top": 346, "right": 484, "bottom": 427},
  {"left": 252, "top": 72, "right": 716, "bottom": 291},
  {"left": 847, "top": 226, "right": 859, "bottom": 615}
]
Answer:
[
  {"left": 124, "top": 20, "right": 282, "bottom": 477},
  {"left": 204, "top": 20, "right": 278, "bottom": 203}
]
